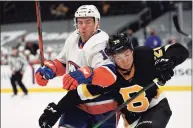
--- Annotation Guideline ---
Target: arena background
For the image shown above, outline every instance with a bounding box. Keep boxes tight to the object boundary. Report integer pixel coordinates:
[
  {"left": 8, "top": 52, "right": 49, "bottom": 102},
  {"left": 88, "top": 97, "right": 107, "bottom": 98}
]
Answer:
[{"left": 1, "top": 1, "right": 192, "bottom": 128}]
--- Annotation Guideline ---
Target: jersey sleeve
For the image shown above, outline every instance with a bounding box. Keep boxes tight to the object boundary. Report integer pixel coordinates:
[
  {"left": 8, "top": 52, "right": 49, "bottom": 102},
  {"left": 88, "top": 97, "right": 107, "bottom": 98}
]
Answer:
[
  {"left": 55, "top": 40, "right": 68, "bottom": 64},
  {"left": 57, "top": 84, "right": 114, "bottom": 113},
  {"left": 77, "top": 84, "right": 102, "bottom": 100},
  {"left": 77, "top": 83, "right": 117, "bottom": 101},
  {"left": 153, "top": 43, "right": 189, "bottom": 67},
  {"left": 57, "top": 90, "right": 84, "bottom": 113},
  {"left": 55, "top": 31, "right": 77, "bottom": 64}
]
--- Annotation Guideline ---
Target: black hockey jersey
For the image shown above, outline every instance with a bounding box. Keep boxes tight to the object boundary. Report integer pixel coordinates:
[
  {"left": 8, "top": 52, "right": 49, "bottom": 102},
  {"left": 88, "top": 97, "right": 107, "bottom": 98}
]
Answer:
[{"left": 86, "top": 46, "right": 161, "bottom": 124}]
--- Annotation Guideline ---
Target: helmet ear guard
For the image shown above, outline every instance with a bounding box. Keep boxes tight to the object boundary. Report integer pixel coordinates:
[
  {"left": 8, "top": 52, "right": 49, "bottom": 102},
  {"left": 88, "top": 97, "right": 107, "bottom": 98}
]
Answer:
[{"left": 105, "top": 33, "right": 134, "bottom": 55}]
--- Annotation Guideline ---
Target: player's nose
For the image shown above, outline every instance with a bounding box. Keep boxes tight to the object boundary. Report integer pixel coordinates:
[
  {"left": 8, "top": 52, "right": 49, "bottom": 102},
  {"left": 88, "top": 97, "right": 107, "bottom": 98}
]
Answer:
[
  {"left": 82, "top": 23, "right": 87, "bottom": 28},
  {"left": 120, "top": 58, "right": 128, "bottom": 64}
]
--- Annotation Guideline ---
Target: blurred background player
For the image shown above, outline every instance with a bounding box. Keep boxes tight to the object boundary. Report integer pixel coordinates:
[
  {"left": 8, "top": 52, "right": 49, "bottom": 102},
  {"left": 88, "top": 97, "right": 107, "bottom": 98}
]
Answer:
[
  {"left": 9, "top": 46, "right": 28, "bottom": 97},
  {"left": 38, "top": 33, "right": 189, "bottom": 128},
  {"left": 127, "top": 28, "right": 139, "bottom": 48},
  {"left": 35, "top": 5, "right": 118, "bottom": 128},
  {"left": 44, "top": 46, "right": 57, "bottom": 60},
  {"left": 144, "top": 27, "right": 162, "bottom": 48}
]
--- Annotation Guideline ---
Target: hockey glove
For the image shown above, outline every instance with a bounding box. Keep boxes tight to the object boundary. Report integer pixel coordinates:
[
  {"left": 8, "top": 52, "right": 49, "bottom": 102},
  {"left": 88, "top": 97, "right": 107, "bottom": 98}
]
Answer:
[
  {"left": 39, "top": 102, "right": 61, "bottom": 128},
  {"left": 155, "top": 57, "right": 174, "bottom": 85},
  {"left": 63, "top": 66, "right": 94, "bottom": 90},
  {"left": 35, "top": 60, "right": 65, "bottom": 86}
]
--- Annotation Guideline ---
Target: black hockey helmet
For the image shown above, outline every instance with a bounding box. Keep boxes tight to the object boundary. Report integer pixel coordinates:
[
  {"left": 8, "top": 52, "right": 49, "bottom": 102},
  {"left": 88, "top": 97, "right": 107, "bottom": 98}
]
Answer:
[{"left": 105, "top": 33, "right": 134, "bottom": 55}]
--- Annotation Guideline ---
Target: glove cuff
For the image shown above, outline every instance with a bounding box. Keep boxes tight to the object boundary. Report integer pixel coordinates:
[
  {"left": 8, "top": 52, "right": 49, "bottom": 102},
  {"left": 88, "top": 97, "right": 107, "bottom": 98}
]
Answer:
[
  {"left": 44, "top": 59, "right": 66, "bottom": 76},
  {"left": 44, "top": 60, "right": 57, "bottom": 73},
  {"left": 53, "top": 59, "right": 66, "bottom": 76},
  {"left": 78, "top": 66, "right": 94, "bottom": 79}
]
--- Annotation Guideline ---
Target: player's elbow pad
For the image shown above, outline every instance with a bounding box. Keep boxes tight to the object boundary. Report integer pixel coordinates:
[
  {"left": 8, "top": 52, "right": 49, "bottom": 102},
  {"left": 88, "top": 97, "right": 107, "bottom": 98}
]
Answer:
[
  {"left": 44, "top": 59, "right": 66, "bottom": 76},
  {"left": 92, "top": 66, "right": 117, "bottom": 87}
]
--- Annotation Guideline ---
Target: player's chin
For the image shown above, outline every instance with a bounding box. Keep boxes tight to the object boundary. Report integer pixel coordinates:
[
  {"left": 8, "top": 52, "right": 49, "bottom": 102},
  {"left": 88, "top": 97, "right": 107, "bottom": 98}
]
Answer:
[
  {"left": 121, "top": 65, "right": 131, "bottom": 70},
  {"left": 81, "top": 34, "right": 90, "bottom": 40}
]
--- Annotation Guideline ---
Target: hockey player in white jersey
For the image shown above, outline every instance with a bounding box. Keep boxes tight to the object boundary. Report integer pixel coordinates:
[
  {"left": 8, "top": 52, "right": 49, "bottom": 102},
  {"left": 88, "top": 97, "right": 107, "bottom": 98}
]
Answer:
[{"left": 35, "top": 5, "right": 118, "bottom": 128}]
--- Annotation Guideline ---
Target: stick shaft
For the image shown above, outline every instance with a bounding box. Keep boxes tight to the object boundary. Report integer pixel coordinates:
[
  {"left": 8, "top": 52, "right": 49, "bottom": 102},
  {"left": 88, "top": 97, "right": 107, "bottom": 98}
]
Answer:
[{"left": 35, "top": 1, "right": 44, "bottom": 67}]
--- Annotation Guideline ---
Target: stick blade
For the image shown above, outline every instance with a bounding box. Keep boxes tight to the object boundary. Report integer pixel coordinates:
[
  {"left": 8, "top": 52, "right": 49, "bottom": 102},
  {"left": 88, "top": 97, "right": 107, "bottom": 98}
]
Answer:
[{"left": 173, "top": 15, "right": 189, "bottom": 37}]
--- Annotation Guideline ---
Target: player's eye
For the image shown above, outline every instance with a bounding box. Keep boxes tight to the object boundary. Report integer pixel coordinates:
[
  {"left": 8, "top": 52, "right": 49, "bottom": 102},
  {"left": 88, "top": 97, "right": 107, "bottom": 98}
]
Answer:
[
  {"left": 125, "top": 50, "right": 131, "bottom": 56},
  {"left": 115, "top": 57, "right": 121, "bottom": 60},
  {"left": 125, "top": 52, "right": 130, "bottom": 57},
  {"left": 85, "top": 20, "right": 92, "bottom": 24},
  {"left": 113, "top": 55, "right": 121, "bottom": 60},
  {"left": 78, "top": 21, "right": 83, "bottom": 25}
]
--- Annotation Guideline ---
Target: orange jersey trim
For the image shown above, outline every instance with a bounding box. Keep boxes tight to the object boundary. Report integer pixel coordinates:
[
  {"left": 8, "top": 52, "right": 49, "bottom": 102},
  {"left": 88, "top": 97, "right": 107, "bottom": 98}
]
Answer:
[
  {"left": 92, "top": 66, "right": 116, "bottom": 87},
  {"left": 78, "top": 100, "right": 118, "bottom": 115}
]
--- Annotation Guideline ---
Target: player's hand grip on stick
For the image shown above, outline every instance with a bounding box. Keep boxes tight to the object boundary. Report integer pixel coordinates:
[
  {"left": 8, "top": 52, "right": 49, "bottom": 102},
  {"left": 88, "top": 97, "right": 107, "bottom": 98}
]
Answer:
[
  {"left": 35, "top": 61, "right": 56, "bottom": 86},
  {"left": 39, "top": 103, "right": 61, "bottom": 128},
  {"left": 35, "top": 60, "right": 66, "bottom": 86}
]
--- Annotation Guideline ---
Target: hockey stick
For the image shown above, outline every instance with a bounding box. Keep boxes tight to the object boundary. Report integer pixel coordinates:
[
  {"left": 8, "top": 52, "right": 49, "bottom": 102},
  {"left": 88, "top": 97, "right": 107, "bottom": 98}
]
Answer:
[
  {"left": 93, "top": 78, "right": 161, "bottom": 128},
  {"left": 173, "top": 15, "right": 192, "bottom": 39},
  {"left": 35, "top": 1, "right": 45, "bottom": 67}
]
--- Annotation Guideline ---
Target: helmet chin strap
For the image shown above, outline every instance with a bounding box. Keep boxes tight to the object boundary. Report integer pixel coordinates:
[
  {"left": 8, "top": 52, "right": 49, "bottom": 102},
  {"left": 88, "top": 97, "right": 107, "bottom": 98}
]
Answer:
[
  {"left": 92, "top": 21, "right": 99, "bottom": 35},
  {"left": 117, "top": 63, "right": 134, "bottom": 75}
]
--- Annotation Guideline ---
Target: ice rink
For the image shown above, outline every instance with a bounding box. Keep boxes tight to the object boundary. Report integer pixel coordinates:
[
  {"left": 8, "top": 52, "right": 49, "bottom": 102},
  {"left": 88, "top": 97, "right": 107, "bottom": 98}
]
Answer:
[{"left": 1, "top": 91, "right": 191, "bottom": 128}]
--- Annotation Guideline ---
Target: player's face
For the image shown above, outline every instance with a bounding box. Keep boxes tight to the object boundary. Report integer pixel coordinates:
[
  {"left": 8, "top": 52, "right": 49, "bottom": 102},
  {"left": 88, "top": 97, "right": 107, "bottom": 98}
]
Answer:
[
  {"left": 77, "top": 17, "right": 97, "bottom": 42},
  {"left": 12, "top": 49, "right": 18, "bottom": 56},
  {"left": 113, "top": 49, "right": 133, "bottom": 70}
]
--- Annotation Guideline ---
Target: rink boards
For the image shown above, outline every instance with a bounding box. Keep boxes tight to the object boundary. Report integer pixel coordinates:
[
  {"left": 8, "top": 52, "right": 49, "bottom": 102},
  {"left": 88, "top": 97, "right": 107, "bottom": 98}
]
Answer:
[{"left": 1, "top": 59, "right": 191, "bottom": 93}]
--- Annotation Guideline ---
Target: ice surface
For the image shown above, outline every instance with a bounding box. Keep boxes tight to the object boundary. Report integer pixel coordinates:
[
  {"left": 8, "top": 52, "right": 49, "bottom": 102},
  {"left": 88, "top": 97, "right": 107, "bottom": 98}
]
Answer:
[{"left": 1, "top": 92, "right": 191, "bottom": 128}]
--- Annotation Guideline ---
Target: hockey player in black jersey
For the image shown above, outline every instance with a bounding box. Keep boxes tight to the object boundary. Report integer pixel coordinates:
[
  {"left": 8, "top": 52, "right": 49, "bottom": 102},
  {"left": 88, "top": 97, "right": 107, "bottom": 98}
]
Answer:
[{"left": 38, "top": 33, "right": 189, "bottom": 128}]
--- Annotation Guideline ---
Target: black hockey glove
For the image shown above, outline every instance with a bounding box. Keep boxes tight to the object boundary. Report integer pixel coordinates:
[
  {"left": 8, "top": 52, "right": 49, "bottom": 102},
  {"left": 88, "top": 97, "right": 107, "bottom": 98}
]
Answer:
[
  {"left": 155, "top": 57, "right": 174, "bottom": 85},
  {"left": 39, "top": 102, "right": 61, "bottom": 128}
]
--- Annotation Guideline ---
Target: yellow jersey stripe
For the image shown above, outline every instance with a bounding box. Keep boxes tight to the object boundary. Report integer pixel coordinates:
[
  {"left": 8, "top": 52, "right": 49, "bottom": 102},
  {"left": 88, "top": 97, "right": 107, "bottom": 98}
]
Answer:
[{"left": 0, "top": 86, "right": 191, "bottom": 93}]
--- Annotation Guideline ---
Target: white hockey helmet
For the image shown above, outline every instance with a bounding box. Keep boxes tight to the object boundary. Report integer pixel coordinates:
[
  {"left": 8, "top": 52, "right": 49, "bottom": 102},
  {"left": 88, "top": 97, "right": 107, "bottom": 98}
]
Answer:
[
  {"left": 24, "top": 49, "right": 30, "bottom": 55},
  {"left": 74, "top": 5, "right": 100, "bottom": 28},
  {"left": 36, "top": 49, "right": 40, "bottom": 55},
  {"left": 18, "top": 45, "right": 25, "bottom": 52},
  {"left": 46, "top": 46, "right": 53, "bottom": 52}
]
